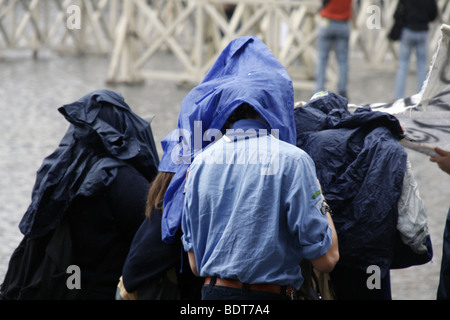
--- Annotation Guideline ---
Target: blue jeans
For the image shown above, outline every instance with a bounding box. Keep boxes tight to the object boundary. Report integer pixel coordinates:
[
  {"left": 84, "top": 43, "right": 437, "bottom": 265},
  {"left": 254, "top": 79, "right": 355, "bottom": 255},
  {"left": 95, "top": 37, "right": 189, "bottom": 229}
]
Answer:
[
  {"left": 315, "top": 19, "right": 350, "bottom": 96},
  {"left": 394, "top": 28, "right": 429, "bottom": 99}
]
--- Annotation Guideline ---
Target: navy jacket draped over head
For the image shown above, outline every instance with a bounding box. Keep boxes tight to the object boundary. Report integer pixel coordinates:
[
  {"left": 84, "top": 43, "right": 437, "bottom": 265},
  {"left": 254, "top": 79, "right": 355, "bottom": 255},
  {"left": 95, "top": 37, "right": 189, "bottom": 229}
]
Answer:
[
  {"left": 294, "top": 92, "right": 432, "bottom": 275},
  {"left": 19, "top": 90, "right": 159, "bottom": 238}
]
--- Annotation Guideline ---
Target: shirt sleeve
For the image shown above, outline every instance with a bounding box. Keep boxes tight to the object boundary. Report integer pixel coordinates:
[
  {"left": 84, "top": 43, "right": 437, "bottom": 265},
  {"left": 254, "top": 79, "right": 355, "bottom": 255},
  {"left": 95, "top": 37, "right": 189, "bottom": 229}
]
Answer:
[
  {"left": 181, "top": 177, "right": 194, "bottom": 252},
  {"left": 286, "top": 154, "right": 332, "bottom": 261}
]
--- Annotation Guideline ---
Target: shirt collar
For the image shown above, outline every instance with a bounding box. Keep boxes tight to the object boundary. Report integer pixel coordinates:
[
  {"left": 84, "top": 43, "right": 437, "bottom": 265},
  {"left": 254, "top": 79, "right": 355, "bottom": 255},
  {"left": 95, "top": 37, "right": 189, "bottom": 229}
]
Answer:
[
  {"left": 230, "top": 119, "right": 270, "bottom": 131},
  {"left": 224, "top": 119, "right": 271, "bottom": 142}
]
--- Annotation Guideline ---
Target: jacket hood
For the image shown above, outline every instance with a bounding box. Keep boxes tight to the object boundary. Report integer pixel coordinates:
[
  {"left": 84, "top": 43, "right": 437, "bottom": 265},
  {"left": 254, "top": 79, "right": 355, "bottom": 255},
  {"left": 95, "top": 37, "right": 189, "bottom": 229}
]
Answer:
[
  {"left": 158, "top": 36, "right": 296, "bottom": 243},
  {"left": 19, "top": 90, "right": 159, "bottom": 238}
]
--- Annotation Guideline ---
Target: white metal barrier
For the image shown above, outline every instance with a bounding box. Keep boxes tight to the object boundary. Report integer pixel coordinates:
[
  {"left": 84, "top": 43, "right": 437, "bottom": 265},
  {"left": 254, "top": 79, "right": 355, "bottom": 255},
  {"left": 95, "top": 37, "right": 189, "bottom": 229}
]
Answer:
[
  {"left": 0, "top": 0, "right": 121, "bottom": 54},
  {"left": 0, "top": 0, "right": 448, "bottom": 89}
]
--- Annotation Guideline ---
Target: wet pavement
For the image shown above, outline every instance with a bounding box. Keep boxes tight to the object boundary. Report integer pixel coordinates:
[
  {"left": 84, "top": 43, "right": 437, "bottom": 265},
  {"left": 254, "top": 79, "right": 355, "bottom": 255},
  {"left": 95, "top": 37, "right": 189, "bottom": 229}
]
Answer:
[{"left": 1, "top": 49, "right": 449, "bottom": 300}]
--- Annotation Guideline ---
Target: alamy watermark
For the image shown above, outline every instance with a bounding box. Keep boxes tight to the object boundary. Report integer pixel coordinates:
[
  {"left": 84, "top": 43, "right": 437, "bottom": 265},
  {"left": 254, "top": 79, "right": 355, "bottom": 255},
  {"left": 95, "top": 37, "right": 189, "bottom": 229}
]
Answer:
[
  {"left": 366, "top": 265, "right": 381, "bottom": 290},
  {"left": 66, "top": 5, "right": 81, "bottom": 30},
  {"left": 66, "top": 265, "right": 81, "bottom": 290},
  {"left": 366, "top": 5, "right": 381, "bottom": 30},
  {"left": 167, "top": 121, "right": 281, "bottom": 175},
  {"left": 64, "top": 3, "right": 384, "bottom": 31},
  {"left": 65, "top": 264, "right": 383, "bottom": 291}
]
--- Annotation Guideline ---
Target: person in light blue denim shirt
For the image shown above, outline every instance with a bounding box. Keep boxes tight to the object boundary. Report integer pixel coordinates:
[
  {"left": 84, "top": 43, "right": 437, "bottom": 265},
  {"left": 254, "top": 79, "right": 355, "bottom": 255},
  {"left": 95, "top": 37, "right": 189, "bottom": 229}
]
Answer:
[{"left": 181, "top": 104, "right": 339, "bottom": 300}]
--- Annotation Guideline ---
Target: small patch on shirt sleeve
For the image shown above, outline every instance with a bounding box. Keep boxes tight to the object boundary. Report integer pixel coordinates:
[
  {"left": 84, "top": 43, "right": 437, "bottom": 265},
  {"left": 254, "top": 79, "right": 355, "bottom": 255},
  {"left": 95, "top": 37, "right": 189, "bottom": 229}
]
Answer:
[{"left": 312, "top": 190, "right": 322, "bottom": 199}]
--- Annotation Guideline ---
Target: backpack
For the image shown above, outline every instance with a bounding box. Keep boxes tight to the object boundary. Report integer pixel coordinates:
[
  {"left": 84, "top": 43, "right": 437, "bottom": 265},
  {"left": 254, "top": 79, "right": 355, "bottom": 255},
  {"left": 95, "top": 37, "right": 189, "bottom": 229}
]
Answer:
[
  {"left": 388, "top": 0, "right": 406, "bottom": 41},
  {"left": 0, "top": 219, "right": 80, "bottom": 300}
]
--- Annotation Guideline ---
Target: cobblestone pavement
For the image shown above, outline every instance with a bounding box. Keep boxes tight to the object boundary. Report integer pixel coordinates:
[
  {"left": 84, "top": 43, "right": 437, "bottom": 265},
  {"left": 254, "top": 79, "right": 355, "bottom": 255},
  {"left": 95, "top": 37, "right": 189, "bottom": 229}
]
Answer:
[{"left": 1, "top": 49, "right": 449, "bottom": 299}]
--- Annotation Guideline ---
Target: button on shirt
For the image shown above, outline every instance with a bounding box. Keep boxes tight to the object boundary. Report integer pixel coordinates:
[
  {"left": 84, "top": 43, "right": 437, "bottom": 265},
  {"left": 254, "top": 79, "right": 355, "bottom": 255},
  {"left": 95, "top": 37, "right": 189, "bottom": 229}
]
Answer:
[{"left": 181, "top": 120, "right": 332, "bottom": 290}]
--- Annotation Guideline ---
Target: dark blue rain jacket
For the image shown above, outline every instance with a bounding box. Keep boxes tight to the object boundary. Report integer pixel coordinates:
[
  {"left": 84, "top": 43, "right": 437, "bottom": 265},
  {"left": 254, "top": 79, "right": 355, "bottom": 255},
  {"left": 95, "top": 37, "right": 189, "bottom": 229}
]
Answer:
[
  {"left": 19, "top": 90, "right": 159, "bottom": 238},
  {"left": 158, "top": 36, "right": 297, "bottom": 243},
  {"left": 295, "top": 91, "right": 432, "bottom": 275},
  {"left": 438, "top": 209, "right": 450, "bottom": 299}
]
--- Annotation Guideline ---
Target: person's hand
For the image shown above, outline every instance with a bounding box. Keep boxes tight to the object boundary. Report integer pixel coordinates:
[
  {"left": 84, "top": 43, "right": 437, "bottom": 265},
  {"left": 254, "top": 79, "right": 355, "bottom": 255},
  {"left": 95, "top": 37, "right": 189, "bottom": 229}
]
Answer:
[{"left": 430, "top": 147, "right": 450, "bottom": 175}]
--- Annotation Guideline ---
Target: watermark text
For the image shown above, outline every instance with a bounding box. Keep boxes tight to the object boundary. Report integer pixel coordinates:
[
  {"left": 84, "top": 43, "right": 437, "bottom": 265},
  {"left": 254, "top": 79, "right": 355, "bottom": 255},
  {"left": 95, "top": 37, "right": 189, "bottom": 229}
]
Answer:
[{"left": 66, "top": 5, "right": 81, "bottom": 30}]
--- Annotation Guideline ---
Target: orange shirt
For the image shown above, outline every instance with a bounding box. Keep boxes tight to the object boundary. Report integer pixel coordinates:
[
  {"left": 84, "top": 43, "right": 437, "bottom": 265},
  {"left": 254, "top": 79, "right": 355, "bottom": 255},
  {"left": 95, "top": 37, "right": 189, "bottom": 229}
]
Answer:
[{"left": 320, "top": 0, "right": 353, "bottom": 21}]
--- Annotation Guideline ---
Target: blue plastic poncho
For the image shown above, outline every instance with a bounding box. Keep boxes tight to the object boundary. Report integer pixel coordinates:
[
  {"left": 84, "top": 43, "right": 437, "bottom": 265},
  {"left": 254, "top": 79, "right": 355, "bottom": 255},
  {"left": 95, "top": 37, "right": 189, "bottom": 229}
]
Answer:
[{"left": 158, "top": 36, "right": 296, "bottom": 243}]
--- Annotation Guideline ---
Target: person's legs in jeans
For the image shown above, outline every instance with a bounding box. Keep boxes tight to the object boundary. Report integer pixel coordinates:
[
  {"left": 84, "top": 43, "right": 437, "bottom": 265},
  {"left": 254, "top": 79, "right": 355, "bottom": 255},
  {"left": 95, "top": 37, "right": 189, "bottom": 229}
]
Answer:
[
  {"left": 316, "top": 24, "right": 334, "bottom": 93},
  {"left": 395, "top": 28, "right": 414, "bottom": 99},
  {"left": 334, "top": 21, "right": 350, "bottom": 97},
  {"left": 415, "top": 31, "right": 429, "bottom": 93}
]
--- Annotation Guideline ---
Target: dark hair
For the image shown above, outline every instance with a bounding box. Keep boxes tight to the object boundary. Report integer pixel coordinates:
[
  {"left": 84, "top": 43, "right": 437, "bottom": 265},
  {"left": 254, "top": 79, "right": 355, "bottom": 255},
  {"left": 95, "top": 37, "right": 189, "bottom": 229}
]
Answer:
[
  {"left": 222, "top": 103, "right": 260, "bottom": 130},
  {"left": 145, "top": 171, "right": 175, "bottom": 219}
]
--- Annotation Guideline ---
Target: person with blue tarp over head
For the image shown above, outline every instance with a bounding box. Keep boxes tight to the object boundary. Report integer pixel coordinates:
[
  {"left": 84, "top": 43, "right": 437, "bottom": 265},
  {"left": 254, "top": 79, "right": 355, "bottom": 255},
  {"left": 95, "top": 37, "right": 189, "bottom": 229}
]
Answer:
[{"left": 158, "top": 36, "right": 339, "bottom": 300}]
